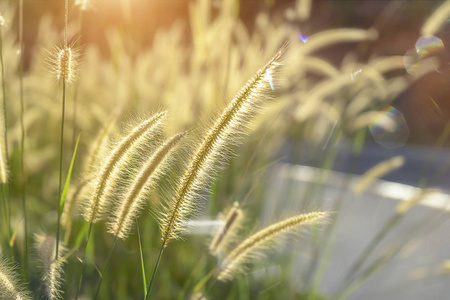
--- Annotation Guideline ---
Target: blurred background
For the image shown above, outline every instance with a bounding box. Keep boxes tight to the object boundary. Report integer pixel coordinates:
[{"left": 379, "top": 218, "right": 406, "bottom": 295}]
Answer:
[
  {"left": 17, "top": 0, "right": 450, "bottom": 145},
  {"left": 1, "top": 0, "right": 450, "bottom": 299}
]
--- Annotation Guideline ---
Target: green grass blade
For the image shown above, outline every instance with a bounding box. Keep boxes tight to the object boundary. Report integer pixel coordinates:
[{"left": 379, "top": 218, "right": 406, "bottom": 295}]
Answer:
[
  {"left": 59, "top": 133, "right": 81, "bottom": 214},
  {"left": 136, "top": 219, "right": 147, "bottom": 298}
]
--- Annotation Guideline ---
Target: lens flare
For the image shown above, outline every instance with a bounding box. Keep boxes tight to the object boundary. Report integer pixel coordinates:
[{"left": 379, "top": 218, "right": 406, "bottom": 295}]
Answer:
[
  {"left": 368, "top": 105, "right": 409, "bottom": 149},
  {"left": 403, "top": 49, "right": 420, "bottom": 74},
  {"left": 299, "top": 31, "right": 309, "bottom": 43},
  {"left": 404, "top": 35, "right": 445, "bottom": 74},
  {"left": 266, "top": 68, "right": 275, "bottom": 91},
  {"left": 415, "top": 35, "right": 445, "bottom": 59},
  {"left": 350, "top": 69, "right": 362, "bottom": 80},
  {"left": 428, "top": 96, "right": 443, "bottom": 117}
]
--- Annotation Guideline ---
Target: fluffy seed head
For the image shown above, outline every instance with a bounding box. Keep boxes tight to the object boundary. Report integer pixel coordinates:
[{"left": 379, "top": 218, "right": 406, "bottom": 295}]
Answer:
[
  {"left": 34, "top": 235, "right": 67, "bottom": 300},
  {"left": 108, "top": 131, "right": 186, "bottom": 239},
  {"left": 83, "top": 111, "right": 166, "bottom": 224},
  {"left": 209, "top": 202, "right": 244, "bottom": 256},
  {"left": 158, "top": 44, "right": 287, "bottom": 246},
  {"left": 217, "top": 211, "right": 329, "bottom": 281},
  {"left": 0, "top": 257, "right": 31, "bottom": 300},
  {"left": 48, "top": 45, "right": 79, "bottom": 83}
]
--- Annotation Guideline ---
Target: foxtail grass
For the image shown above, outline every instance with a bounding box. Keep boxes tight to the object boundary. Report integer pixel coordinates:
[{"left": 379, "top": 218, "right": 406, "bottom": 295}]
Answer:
[
  {"left": 82, "top": 115, "right": 117, "bottom": 175},
  {"left": 49, "top": 0, "right": 81, "bottom": 261},
  {"left": 209, "top": 202, "right": 244, "bottom": 256},
  {"left": 158, "top": 44, "right": 287, "bottom": 246},
  {"left": 108, "top": 131, "right": 186, "bottom": 239},
  {"left": 77, "top": 113, "right": 165, "bottom": 299},
  {"left": 34, "top": 235, "right": 67, "bottom": 300},
  {"left": 353, "top": 156, "right": 405, "bottom": 194},
  {"left": 149, "top": 43, "right": 287, "bottom": 299},
  {"left": 0, "top": 257, "right": 31, "bottom": 300},
  {"left": 83, "top": 111, "right": 166, "bottom": 224},
  {"left": 217, "top": 211, "right": 329, "bottom": 281}
]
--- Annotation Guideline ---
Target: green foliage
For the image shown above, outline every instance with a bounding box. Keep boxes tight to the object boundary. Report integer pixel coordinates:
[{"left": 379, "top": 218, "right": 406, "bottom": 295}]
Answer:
[{"left": 0, "top": 0, "right": 449, "bottom": 299}]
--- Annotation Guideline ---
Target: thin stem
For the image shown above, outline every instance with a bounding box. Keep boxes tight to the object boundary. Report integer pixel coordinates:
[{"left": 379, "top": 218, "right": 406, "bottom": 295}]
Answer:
[
  {"left": 55, "top": 79, "right": 66, "bottom": 260},
  {"left": 19, "top": 0, "right": 28, "bottom": 278},
  {"left": 94, "top": 237, "right": 118, "bottom": 300},
  {"left": 72, "top": 9, "right": 83, "bottom": 148},
  {"left": 176, "top": 256, "right": 207, "bottom": 300},
  {"left": 0, "top": 30, "right": 8, "bottom": 167},
  {"left": 64, "top": 0, "right": 68, "bottom": 46},
  {"left": 1, "top": 183, "right": 11, "bottom": 256},
  {"left": 74, "top": 223, "right": 93, "bottom": 300},
  {"left": 0, "top": 24, "right": 11, "bottom": 255},
  {"left": 136, "top": 219, "right": 147, "bottom": 299},
  {"left": 56, "top": 0, "right": 69, "bottom": 264},
  {"left": 344, "top": 214, "right": 400, "bottom": 281},
  {"left": 306, "top": 130, "right": 365, "bottom": 299},
  {"left": 204, "top": 270, "right": 219, "bottom": 296},
  {"left": 145, "top": 242, "right": 165, "bottom": 300}
]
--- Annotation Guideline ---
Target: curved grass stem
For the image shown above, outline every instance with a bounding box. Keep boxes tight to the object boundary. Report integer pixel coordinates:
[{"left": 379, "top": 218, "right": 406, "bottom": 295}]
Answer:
[
  {"left": 18, "top": 0, "right": 28, "bottom": 278},
  {"left": 55, "top": 79, "right": 66, "bottom": 260},
  {"left": 145, "top": 242, "right": 165, "bottom": 299},
  {"left": 74, "top": 223, "right": 93, "bottom": 300},
  {"left": 136, "top": 219, "right": 147, "bottom": 298},
  {"left": 94, "top": 237, "right": 117, "bottom": 300},
  {"left": 0, "top": 24, "right": 12, "bottom": 257},
  {"left": 72, "top": 9, "right": 83, "bottom": 148}
]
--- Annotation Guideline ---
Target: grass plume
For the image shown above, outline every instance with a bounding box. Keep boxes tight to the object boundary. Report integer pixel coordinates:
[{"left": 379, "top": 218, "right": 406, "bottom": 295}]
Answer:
[
  {"left": 47, "top": 45, "right": 80, "bottom": 84},
  {"left": 158, "top": 44, "right": 286, "bottom": 246},
  {"left": 209, "top": 202, "right": 244, "bottom": 256},
  {"left": 83, "top": 111, "right": 166, "bottom": 224},
  {"left": 217, "top": 211, "right": 329, "bottom": 281},
  {"left": 34, "top": 235, "right": 67, "bottom": 300},
  {"left": 0, "top": 257, "right": 31, "bottom": 300},
  {"left": 353, "top": 156, "right": 405, "bottom": 194},
  {"left": 108, "top": 131, "right": 186, "bottom": 239}
]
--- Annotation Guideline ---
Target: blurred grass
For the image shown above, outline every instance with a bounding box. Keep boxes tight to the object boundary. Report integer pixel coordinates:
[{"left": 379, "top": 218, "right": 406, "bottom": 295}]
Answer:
[{"left": 0, "top": 0, "right": 449, "bottom": 299}]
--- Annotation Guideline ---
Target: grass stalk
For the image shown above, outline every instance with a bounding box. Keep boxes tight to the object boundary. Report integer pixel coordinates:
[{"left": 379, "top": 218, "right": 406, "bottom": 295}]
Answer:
[
  {"left": 72, "top": 8, "right": 83, "bottom": 148},
  {"left": 145, "top": 242, "right": 165, "bottom": 300},
  {"left": 74, "top": 223, "right": 93, "bottom": 300},
  {"left": 306, "top": 134, "right": 364, "bottom": 297},
  {"left": 306, "top": 130, "right": 365, "bottom": 300},
  {"left": 344, "top": 212, "right": 400, "bottom": 282},
  {"left": 94, "top": 237, "right": 118, "bottom": 300},
  {"left": 55, "top": 79, "right": 66, "bottom": 261},
  {"left": 56, "top": 0, "right": 69, "bottom": 261},
  {"left": 18, "top": 0, "right": 28, "bottom": 278},
  {"left": 136, "top": 219, "right": 147, "bottom": 299},
  {"left": 0, "top": 19, "right": 11, "bottom": 255},
  {"left": 1, "top": 184, "right": 11, "bottom": 255}
]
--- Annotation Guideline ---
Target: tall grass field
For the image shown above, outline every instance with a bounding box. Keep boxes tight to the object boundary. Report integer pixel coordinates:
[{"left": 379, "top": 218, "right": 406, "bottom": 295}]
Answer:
[{"left": 0, "top": 0, "right": 450, "bottom": 299}]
